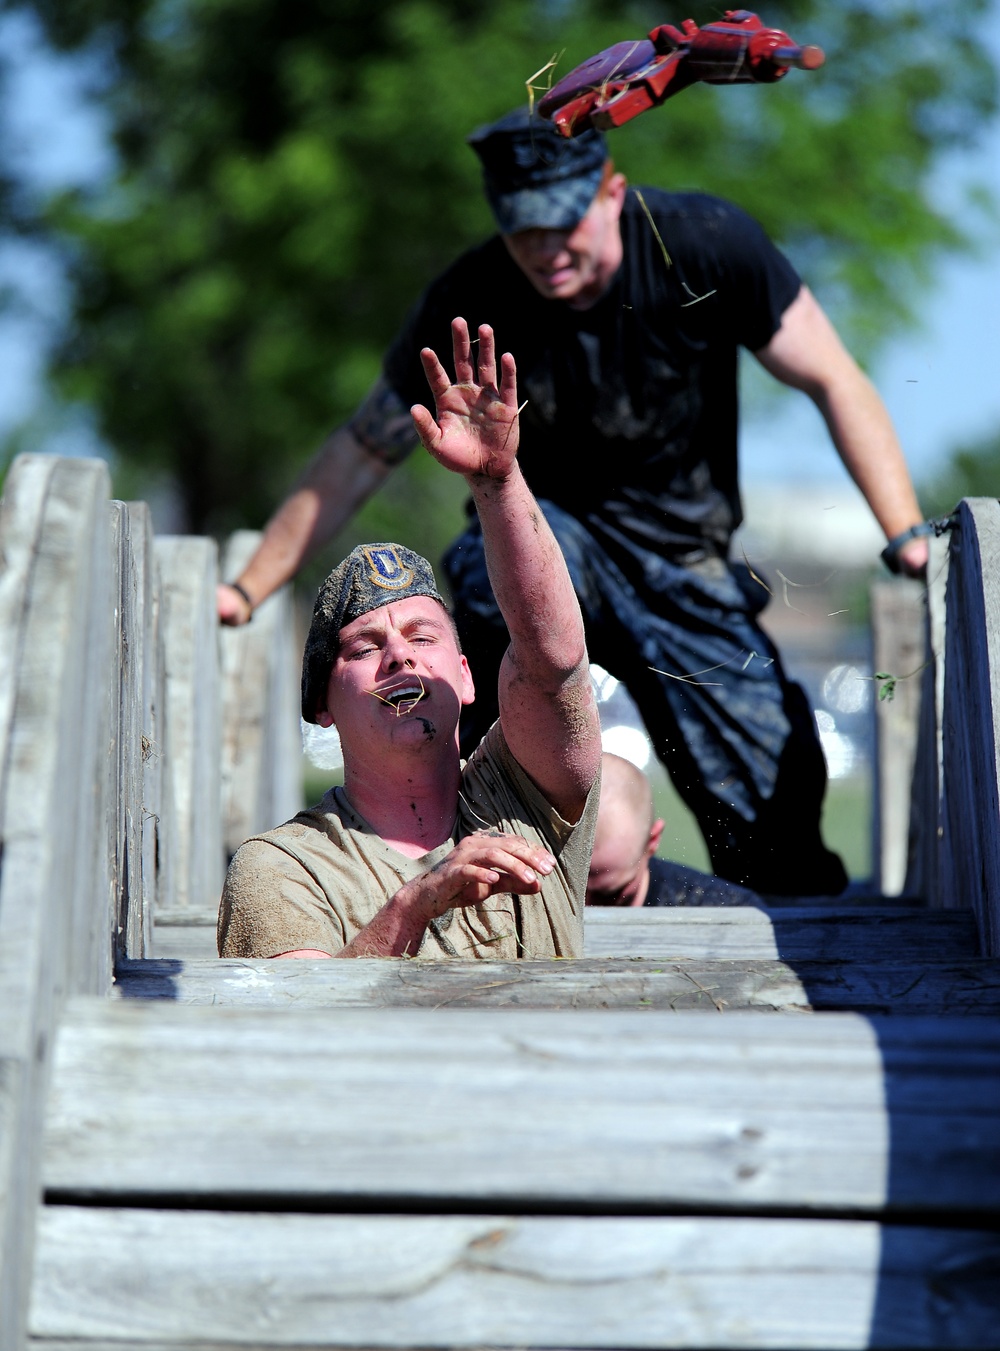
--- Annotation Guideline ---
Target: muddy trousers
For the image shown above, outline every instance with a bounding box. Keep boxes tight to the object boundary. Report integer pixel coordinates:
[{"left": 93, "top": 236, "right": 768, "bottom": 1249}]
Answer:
[{"left": 445, "top": 502, "right": 848, "bottom": 897}]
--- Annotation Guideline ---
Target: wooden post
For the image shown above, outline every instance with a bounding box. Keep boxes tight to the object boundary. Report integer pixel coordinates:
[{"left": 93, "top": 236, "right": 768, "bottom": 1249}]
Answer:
[
  {"left": 153, "top": 538, "right": 224, "bottom": 918},
  {"left": 870, "top": 579, "right": 925, "bottom": 896},
  {"left": 109, "top": 502, "right": 158, "bottom": 961},
  {"left": 219, "top": 530, "right": 302, "bottom": 860},
  {"left": 904, "top": 532, "right": 951, "bottom": 906},
  {"left": 0, "top": 455, "right": 112, "bottom": 1349},
  {"left": 938, "top": 499, "right": 1000, "bottom": 953}
]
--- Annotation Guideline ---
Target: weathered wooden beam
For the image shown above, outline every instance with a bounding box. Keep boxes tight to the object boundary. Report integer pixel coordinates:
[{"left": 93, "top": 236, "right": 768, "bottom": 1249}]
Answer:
[
  {"left": 43, "top": 1002, "right": 1000, "bottom": 1216},
  {"left": 150, "top": 912, "right": 218, "bottom": 960},
  {"left": 905, "top": 530, "right": 951, "bottom": 905},
  {"left": 29, "top": 1206, "right": 1000, "bottom": 1349},
  {"left": 582, "top": 905, "right": 979, "bottom": 960},
  {"left": 109, "top": 502, "right": 157, "bottom": 961},
  {"left": 0, "top": 455, "right": 112, "bottom": 1349},
  {"left": 154, "top": 537, "right": 224, "bottom": 913},
  {"left": 938, "top": 499, "right": 1000, "bottom": 954},
  {"left": 146, "top": 905, "right": 982, "bottom": 964},
  {"left": 870, "top": 578, "right": 926, "bottom": 897},
  {"left": 134, "top": 505, "right": 170, "bottom": 948},
  {"left": 218, "top": 531, "right": 302, "bottom": 862},
  {"left": 112, "top": 954, "right": 1000, "bottom": 1015}
]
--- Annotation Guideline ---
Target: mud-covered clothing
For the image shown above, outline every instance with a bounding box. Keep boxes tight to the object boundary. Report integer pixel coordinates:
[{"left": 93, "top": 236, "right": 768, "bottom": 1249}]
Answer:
[
  {"left": 382, "top": 188, "right": 847, "bottom": 896},
  {"left": 217, "top": 723, "right": 598, "bottom": 960},
  {"left": 643, "top": 855, "right": 763, "bottom": 908}
]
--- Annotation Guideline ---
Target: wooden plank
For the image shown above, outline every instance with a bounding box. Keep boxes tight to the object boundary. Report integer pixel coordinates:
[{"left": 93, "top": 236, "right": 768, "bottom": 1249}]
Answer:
[
  {"left": 112, "top": 503, "right": 157, "bottom": 959},
  {"left": 29, "top": 1206, "right": 1000, "bottom": 1349},
  {"left": 219, "top": 531, "right": 302, "bottom": 860},
  {"left": 143, "top": 533, "right": 173, "bottom": 931},
  {"left": 108, "top": 503, "right": 148, "bottom": 961},
  {"left": 154, "top": 537, "right": 224, "bottom": 912},
  {"left": 147, "top": 905, "right": 981, "bottom": 962},
  {"left": 0, "top": 455, "right": 112, "bottom": 1348},
  {"left": 582, "top": 906, "right": 979, "bottom": 960},
  {"left": 147, "top": 904, "right": 981, "bottom": 963},
  {"left": 939, "top": 499, "right": 1000, "bottom": 954},
  {"left": 42, "top": 1001, "right": 1000, "bottom": 1215},
  {"left": 870, "top": 579, "right": 925, "bottom": 896},
  {"left": 151, "top": 917, "right": 218, "bottom": 961},
  {"left": 113, "top": 954, "right": 1000, "bottom": 1016},
  {"left": 905, "top": 531, "right": 950, "bottom": 905}
]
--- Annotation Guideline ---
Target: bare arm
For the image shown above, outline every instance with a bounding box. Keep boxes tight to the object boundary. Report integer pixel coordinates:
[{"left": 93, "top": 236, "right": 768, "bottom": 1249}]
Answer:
[
  {"left": 411, "top": 319, "right": 601, "bottom": 821},
  {"left": 217, "top": 379, "right": 417, "bottom": 624},
  {"left": 754, "top": 286, "right": 928, "bottom": 577}
]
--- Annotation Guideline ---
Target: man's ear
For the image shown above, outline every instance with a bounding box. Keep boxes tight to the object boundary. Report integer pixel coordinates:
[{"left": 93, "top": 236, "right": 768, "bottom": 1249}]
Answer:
[
  {"left": 607, "top": 171, "right": 628, "bottom": 217},
  {"left": 315, "top": 709, "right": 335, "bottom": 729},
  {"left": 460, "top": 654, "right": 476, "bottom": 707},
  {"left": 647, "top": 817, "right": 665, "bottom": 858}
]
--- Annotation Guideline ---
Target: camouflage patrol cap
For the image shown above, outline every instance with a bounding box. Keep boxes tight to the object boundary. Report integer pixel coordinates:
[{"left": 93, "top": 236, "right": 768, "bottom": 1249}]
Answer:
[
  {"left": 468, "top": 105, "right": 608, "bottom": 234},
  {"left": 301, "top": 543, "right": 446, "bottom": 724}
]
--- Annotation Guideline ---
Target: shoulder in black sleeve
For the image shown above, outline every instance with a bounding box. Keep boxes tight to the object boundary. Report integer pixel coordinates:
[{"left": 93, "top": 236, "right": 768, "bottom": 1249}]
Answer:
[{"left": 622, "top": 189, "right": 802, "bottom": 352}]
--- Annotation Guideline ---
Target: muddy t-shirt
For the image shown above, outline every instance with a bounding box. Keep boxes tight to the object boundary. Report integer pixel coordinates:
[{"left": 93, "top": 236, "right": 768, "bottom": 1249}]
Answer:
[
  {"left": 384, "top": 189, "right": 800, "bottom": 573},
  {"left": 217, "top": 723, "right": 598, "bottom": 960}
]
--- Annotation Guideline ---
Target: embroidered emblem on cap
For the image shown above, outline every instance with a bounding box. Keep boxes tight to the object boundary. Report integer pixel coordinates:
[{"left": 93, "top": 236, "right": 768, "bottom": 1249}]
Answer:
[{"left": 363, "top": 545, "right": 415, "bottom": 591}]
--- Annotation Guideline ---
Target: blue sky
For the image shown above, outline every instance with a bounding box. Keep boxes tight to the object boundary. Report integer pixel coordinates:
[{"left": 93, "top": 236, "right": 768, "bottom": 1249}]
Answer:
[{"left": 1, "top": 4, "right": 998, "bottom": 491}]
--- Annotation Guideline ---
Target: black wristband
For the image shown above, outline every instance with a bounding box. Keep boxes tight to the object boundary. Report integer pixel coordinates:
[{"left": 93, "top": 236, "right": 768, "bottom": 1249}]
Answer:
[
  {"left": 880, "top": 523, "right": 934, "bottom": 574},
  {"left": 228, "top": 580, "right": 255, "bottom": 615}
]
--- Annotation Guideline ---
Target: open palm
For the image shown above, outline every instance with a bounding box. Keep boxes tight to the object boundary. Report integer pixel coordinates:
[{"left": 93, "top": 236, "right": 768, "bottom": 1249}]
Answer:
[{"left": 411, "top": 318, "right": 521, "bottom": 480}]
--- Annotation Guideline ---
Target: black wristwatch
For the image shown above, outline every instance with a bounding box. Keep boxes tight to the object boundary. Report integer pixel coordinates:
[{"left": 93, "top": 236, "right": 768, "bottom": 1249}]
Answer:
[
  {"left": 228, "top": 580, "right": 255, "bottom": 617},
  {"left": 880, "top": 523, "right": 934, "bottom": 574}
]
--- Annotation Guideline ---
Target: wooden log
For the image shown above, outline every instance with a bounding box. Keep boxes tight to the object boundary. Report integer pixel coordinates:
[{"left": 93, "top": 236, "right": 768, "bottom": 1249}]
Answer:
[
  {"left": 938, "top": 499, "right": 1000, "bottom": 954},
  {"left": 0, "top": 455, "right": 112, "bottom": 1348},
  {"left": 112, "top": 954, "right": 1000, "bottom": 1016},
  {"left": 42, "top": 1001, "right": 1000, "bottom": 1215},
  {"left": 218, "top": 531, "right": 302, "bottom": 861},
  {"left": 582, "top": 906, "right": 979, "bottom": 961},
  {"left": 870, "top": 579, "right": 926, "bottom": 896},
  {"left": 29, "top": 1206, "right": 1000, "bottom": 1349},
  {"left": 154, "top": 537, "right": 224, "bottom": 913}
]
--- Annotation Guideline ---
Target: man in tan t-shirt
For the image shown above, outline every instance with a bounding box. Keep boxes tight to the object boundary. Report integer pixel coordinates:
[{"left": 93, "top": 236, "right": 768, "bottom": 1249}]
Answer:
[{"left": 218, "top": 317, "right": 602, "bottom": 960}]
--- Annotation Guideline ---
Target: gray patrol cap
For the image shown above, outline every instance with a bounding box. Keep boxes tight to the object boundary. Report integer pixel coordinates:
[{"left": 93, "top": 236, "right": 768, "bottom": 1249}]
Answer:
[
  {"left": 301, "top": 543, "right": 446, "bottom": 724},
  {"left": 468, "top": 105, "right": 608, "bottom": 234}
]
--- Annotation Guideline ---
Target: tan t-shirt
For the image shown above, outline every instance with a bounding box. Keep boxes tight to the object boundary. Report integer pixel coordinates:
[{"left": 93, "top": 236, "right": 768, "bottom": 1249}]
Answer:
[{"left": 218, "top": 723, "right": 598, "bottom": 960}]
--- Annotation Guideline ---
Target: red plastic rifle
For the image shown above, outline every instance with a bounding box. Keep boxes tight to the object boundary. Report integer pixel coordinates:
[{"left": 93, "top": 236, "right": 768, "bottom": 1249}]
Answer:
[{"left": 538, "top": 9, "right": 824, "bottom": 137}]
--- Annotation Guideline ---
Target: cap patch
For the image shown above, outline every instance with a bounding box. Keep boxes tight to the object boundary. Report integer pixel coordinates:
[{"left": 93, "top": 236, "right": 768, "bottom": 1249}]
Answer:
[{"left": 363, "top": 545, "right": 416, "bottom": 591}]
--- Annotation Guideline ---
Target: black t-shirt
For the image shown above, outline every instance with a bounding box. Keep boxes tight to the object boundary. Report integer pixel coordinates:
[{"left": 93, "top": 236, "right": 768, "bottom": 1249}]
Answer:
[{"left": 384, "top": 188, "right": 800, "bottom": 562}]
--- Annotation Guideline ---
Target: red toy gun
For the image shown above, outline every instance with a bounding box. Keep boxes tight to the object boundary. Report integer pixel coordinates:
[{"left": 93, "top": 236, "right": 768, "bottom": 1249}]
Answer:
[{"left": 538, "top": 9, "right": 824, "bottom": 137}]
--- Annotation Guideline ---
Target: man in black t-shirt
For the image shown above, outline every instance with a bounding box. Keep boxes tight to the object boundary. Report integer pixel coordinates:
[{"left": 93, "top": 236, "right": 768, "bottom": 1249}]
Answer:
[{"left": 218, "top": 107, "right": 929, "bottom": 896}]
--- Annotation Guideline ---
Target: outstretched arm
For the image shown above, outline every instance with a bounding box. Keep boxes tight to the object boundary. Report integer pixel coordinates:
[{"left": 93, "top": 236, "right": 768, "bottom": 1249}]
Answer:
[
  {"left": 411, "top": 319, "right": 601, "bottom": 822},
  {"left": 755, "top": 286, "right": 928, "bottom": 578}
]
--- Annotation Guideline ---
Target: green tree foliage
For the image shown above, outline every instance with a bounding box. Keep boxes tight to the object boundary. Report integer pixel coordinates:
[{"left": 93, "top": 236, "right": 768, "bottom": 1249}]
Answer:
[
  {"left": 921, "top": 429, "right": 1000, "bottom": 519},
  {"left": 2, "top": 0, "right": 997, "bottom": 559}
]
